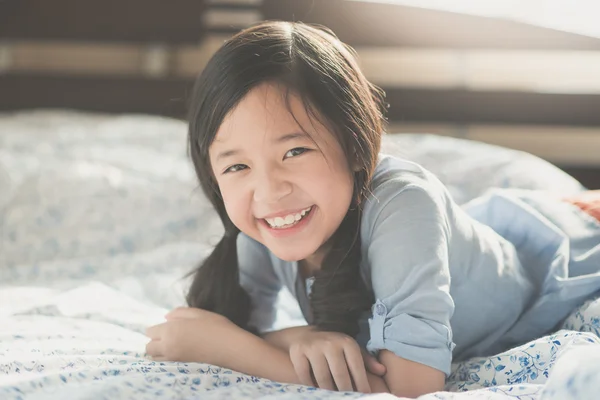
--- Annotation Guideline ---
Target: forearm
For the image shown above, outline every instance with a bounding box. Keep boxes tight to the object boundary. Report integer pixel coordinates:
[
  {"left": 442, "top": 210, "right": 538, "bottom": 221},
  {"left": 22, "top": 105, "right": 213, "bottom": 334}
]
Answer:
[
  {"left": 216, "top": 325, "right": 303, "bottom": 384},
  {"left": 217, "top": 326, "right": 390, "bottom": 394},
  {"left": 262, "top": 325, "right": 313, "bottom": 350}
]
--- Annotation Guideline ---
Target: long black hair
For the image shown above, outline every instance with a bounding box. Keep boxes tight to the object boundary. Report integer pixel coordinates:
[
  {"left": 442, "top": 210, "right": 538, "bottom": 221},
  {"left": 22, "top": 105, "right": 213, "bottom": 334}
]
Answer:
[{"left": 186, "top": 21, "right": 386, "bottom": 337}]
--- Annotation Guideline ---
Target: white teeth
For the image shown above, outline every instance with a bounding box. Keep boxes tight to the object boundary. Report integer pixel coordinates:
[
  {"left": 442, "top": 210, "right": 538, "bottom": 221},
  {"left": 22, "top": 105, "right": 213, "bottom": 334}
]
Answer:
[{"left": 265, "top": 206, "right": 312, "bottom": 228}]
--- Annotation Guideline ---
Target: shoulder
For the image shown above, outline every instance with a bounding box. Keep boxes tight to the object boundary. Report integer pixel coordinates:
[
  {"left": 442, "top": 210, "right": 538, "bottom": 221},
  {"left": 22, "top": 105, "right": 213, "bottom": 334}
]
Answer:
[
  {"left": 237, "top": 231, "right": 268, "bottom": 255},
  {"left": 236, "top": 232, "right": 273, "bottom": 273},
  {"left": 361, "top": 155, "right": 452, "bottom": 242}
]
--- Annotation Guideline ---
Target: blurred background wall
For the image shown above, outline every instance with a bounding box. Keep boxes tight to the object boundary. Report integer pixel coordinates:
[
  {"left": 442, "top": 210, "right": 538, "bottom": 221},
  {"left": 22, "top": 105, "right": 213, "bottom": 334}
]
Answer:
[{"left": 1, "top": 0, "right": 599, "bottom": 187}]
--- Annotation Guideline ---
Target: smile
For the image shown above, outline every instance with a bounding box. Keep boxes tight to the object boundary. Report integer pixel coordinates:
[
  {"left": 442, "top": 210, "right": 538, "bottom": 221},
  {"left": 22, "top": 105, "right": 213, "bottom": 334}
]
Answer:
[{"left": 264, "top": 206, "right": 313, "bottom": 229}]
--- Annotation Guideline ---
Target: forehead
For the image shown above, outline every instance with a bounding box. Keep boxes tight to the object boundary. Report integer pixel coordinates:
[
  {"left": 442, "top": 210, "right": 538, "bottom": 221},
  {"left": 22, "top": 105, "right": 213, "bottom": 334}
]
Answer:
[{"left": 212, "top": 83, "right": 327, "bottom": 145}]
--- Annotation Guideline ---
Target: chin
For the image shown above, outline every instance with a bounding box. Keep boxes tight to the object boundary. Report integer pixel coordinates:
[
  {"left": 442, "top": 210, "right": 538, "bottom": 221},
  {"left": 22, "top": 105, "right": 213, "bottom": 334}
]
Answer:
[
  {"left": 270, "top": 249, "right": 308, "bottom": 262},
  {"left": 268, "top": 245, "right": 315, "bottom": 263}
]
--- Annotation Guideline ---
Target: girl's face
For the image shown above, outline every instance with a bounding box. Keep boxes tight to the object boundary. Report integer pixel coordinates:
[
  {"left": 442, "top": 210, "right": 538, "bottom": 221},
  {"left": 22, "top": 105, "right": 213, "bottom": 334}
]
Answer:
[{"left": 209, "top": 83, "right": 355, "bottom": 263}]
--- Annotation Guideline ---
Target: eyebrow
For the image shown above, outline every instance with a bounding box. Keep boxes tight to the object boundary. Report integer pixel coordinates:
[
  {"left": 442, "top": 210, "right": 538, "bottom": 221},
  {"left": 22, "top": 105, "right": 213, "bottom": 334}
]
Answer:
[
  {"left": 215, "top": 131, "right": 311, "bottom": 162},
  {"left": 276, "top": 131, "right": 311, "bottom": 143}
]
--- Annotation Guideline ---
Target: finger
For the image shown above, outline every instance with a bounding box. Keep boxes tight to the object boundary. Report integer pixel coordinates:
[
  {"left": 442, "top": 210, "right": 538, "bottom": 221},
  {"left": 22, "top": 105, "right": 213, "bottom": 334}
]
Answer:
[
  {"left": 290, "top": 352, "right": 314, "bottom": 387},
  {"left": 145, "top": 323, "right": 165, "bottom": 339},
  {"left": 361, "top": 348, "right": 387, "bottom": 377},
  {"left": 365, "top": 357, "right": 387, "bottom": 377},
  {"left": 343, "top": 347, "right": 370, "bottom": 393},
  {"left": 308, "top": 353, "right": 335, "bottom": 391},
  {"left": 364, "top": 352, "right": 387, "bottom": 376},
  {"left": 324, "top": 349, "right": 354, "bottom": 392},
  {"left": 145, "top": 339, "right": 163, "bottom": 357}
]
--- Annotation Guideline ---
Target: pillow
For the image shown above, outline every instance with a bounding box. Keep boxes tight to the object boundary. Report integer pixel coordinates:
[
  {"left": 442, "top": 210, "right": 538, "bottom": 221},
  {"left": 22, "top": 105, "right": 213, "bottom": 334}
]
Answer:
[{"left": 382, "top": 133, "right": 585, "bottom": 205}]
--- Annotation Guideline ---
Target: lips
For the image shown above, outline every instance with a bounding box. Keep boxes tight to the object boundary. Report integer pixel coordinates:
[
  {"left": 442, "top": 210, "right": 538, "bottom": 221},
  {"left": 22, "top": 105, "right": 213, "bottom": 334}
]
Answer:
[
  {"left": 258, "top": 205, "right": 316, "bottom": 237},
  {"left": 264, "top": 206, "right": 313, "bottom": 228}
]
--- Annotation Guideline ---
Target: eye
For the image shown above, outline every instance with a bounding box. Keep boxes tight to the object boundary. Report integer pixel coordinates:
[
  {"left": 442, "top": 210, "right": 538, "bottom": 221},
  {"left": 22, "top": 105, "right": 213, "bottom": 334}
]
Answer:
[
  {"left": 284, "top": 147, "right": 309, "bottom": 159},
  {"left": 223, "top": 164, "right": 247, "bottom": 174}
]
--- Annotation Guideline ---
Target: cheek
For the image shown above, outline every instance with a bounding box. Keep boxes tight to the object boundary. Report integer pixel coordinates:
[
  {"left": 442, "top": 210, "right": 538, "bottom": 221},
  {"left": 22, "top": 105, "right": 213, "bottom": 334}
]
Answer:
[
  {"left": 331, "top": 177, "right": 355, "bottom": 211},
  {"left": 220, "top": 183, "right": 252, "bottom": 226},
  {"left": 308, "top": 163, "right": 354, "bottom": 208}
]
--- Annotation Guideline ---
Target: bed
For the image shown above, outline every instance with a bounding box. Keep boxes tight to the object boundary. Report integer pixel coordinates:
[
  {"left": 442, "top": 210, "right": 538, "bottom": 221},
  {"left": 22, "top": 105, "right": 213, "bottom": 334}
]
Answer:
[{"left": 1, "top": 110, "right": 599, "bottom": 400}]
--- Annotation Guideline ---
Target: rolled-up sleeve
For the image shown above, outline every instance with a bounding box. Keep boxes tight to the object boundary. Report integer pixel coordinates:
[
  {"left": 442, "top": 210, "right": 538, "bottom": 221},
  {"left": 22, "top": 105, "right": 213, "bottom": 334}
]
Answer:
[
  {"left": 365, "top": 184, "right": 456, "bottom": 376},
  {"left": 237, "top": 233, "right": 282, "bottom": 334}
]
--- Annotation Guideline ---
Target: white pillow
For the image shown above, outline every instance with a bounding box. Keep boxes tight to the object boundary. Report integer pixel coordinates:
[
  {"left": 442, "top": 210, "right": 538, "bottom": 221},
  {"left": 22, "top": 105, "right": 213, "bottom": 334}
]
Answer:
[{"left": 382, "top": 133, "right": 584, "bottom": 205}]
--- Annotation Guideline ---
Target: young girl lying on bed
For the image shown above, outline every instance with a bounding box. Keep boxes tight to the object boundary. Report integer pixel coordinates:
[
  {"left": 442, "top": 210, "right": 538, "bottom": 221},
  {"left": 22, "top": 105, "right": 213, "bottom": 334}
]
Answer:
[{"left": 145, "top": 21, "right": 600, "bottom": 397}]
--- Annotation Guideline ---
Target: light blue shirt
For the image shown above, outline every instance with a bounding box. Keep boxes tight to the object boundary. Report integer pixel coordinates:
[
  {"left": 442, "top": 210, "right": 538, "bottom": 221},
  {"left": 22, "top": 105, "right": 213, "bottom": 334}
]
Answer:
[{"left": 238, "top": 155, "right": 600, "bottom": 376}]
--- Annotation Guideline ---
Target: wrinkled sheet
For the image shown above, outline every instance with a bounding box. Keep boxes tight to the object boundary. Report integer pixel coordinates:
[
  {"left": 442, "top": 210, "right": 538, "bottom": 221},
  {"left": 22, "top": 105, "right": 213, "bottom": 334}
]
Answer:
[{"left": 1, "top": 110, "right": 597, "bottom": 400}]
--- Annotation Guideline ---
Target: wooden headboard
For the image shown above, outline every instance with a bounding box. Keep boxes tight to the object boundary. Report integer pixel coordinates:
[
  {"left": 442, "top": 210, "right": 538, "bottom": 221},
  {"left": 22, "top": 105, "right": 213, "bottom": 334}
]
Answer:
[{"left": 1, "top": 0, "right": 599, "bottom": 188}]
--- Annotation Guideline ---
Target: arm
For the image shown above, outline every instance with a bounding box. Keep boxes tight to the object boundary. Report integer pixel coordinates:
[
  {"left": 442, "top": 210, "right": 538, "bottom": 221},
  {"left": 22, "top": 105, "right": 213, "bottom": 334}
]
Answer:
[
  {"left": 218, "top": 323, "right": 302, "bottom": 384},
  {"left": 264, "top": 326, "right": 390, "bottom": 392},
  {"left": 148, "top": 308, "right": 387, "bottom": 392},
  {"left": 219, "top": 323, "right": 391, "bottom": 392},
  {"left": 379, "top": 351, "right": 444, "bottom": 397},
  {"left": 364, "top": 184, "right": 456, "bottom": 397},
  {"left": 237, "top": 234, "right": 283, "bottom": 335},
  {"left": 263, "top": 325, "right": 313, "bottom": 350}
]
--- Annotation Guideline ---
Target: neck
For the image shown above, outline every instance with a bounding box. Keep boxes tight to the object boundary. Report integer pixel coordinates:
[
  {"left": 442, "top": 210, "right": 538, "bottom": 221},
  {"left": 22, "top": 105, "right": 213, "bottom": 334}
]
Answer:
[
  {"left": 299, "top": 243, "right": 331, "bottom": 279},
  {"left": 299, "top": 258, "right": 319, "bottom": 280},
  {"left": 299, "top": 230, "right": 341, "bottom": 278}
]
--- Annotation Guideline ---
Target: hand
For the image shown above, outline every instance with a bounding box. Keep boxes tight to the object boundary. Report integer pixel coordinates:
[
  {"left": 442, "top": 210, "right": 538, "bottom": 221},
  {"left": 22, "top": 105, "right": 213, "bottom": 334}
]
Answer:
[
  {"left": 289, "top": 329, "right": 386, "bottom": 393},
  {"left": 564, "top": 190, "right": 600, "bottom": 221},
  {"left": 145, "top": 307, "right": 235, "bottom": 364}
]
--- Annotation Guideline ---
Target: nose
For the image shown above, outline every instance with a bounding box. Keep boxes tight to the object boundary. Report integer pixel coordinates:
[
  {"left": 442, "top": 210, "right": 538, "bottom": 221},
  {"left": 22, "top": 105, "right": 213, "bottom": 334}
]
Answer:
[{"left": 253, "top": 166, "right": 293, "bottom": 204}]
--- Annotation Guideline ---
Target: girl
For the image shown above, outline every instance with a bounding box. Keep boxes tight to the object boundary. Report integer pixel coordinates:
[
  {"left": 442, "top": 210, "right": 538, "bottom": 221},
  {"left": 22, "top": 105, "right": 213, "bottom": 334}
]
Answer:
[{"left": 145, "top": 21, "right": 600, "bottom": 397}]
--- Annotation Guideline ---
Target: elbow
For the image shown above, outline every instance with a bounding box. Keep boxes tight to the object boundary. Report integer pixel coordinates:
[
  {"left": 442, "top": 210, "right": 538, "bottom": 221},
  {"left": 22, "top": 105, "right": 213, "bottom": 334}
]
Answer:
[
  {"left": 379, "top": 350, "right": 446, "bottom": 398},
  {"left": 386, "top": 375, "right": 444, "bottom": 399}
]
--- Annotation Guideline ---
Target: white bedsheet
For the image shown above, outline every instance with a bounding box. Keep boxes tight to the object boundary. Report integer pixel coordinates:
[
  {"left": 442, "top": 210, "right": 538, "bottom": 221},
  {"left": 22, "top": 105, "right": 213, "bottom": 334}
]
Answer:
[{"left": 1, "top": 110, "right": 597, "bottom": 400}]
